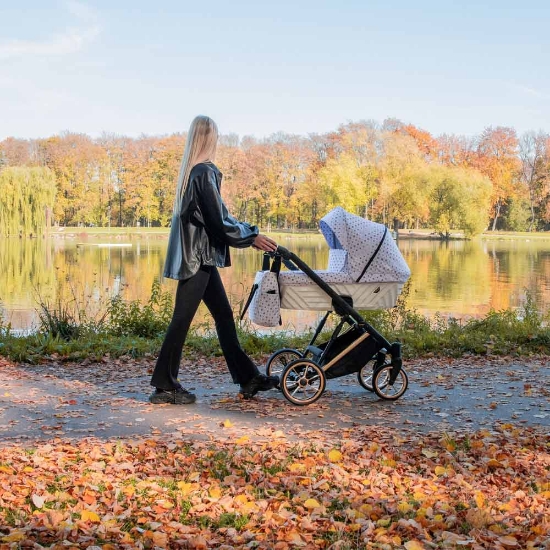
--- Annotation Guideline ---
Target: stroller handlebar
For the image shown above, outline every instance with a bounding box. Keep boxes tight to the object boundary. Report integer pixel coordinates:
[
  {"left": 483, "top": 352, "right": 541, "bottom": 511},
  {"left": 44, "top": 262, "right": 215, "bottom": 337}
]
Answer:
[{"left": 275, "top": 245, "right": 291, "bottom": 260}]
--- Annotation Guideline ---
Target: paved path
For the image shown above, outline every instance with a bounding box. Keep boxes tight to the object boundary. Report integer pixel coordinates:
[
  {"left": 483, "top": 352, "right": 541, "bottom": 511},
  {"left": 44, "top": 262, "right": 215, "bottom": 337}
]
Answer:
[{"left": 1, "top": 355, "right": 548, "bottom": 447}]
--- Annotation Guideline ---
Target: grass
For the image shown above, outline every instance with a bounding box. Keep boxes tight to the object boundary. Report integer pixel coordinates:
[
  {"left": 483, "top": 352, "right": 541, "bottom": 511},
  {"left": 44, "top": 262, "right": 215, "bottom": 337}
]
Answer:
[
  {"left": 0, "top": 281, "right": 548, "bottom": 364},
  {"left": 398, "top": 228, "right": 550, "bottom": 241},
  {"left": 480, "top": 230, "right": 550, "bottom": 240},
  {"left": 51, "top": 226, "right": 169, "bottom": 236}
]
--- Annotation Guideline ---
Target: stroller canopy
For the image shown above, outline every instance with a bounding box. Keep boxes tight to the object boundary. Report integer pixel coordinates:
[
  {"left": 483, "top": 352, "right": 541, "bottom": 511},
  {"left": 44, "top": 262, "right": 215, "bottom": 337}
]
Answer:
[{"left": 319, "top": 207, "right": 411, "bottom": 284}]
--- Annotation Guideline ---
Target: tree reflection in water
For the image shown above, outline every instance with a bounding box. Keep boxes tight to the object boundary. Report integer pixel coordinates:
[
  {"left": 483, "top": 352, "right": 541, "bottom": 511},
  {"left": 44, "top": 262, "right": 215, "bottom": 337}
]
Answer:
[{"left": 1, "top": 234, "right": 549, "bottom": 332}]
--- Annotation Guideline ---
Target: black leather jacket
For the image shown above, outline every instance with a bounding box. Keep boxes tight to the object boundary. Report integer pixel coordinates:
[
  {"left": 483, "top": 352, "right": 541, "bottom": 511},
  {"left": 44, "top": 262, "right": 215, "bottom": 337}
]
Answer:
[{"left": 163, "top": 162, "right": 259, "bottom": 280}]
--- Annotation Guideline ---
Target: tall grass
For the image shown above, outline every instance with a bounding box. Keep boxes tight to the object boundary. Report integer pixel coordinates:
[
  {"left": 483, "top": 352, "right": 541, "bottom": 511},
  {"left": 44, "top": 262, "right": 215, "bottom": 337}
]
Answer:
[{"left": 0, "top": 280, "right": 548, "bottom": 364}]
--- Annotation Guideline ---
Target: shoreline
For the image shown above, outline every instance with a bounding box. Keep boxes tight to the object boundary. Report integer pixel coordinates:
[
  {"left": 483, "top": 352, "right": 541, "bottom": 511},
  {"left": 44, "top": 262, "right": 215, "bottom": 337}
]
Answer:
[{"left": 10, "top": 227, "right": 550, "bottom": 241}]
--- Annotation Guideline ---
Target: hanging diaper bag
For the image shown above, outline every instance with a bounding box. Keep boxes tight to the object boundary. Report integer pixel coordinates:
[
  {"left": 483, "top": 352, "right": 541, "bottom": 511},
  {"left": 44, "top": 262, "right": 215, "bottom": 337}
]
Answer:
[{"left": 240, "top": 253, "right": 282, "bottom": 327}]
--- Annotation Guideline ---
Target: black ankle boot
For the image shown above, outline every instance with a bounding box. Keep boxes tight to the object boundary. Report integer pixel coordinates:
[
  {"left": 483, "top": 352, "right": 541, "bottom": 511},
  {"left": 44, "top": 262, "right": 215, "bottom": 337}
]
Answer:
[{"left": 240, "top": 374, "right": 279, "bottom": 399}]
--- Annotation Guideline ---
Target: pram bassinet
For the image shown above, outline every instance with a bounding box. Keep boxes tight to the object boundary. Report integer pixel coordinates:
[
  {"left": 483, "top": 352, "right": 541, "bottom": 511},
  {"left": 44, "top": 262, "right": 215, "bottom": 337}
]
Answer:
[{"left": 278, "top": 207, "right": 411, "bottom": 311}]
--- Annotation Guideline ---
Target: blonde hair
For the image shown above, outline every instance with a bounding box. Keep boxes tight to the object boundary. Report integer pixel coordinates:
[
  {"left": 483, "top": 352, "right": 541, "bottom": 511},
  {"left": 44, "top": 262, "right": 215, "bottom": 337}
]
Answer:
[{"left": 173, "top": 115, "right": 219, "bottom": 213}]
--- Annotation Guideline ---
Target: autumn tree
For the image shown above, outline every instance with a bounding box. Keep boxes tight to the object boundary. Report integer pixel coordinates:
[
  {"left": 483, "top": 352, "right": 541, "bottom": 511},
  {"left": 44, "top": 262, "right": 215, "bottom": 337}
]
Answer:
[
  {"left": 36, "top": 133, "right": 103, "bottom": 226},
  {"left": 475, "top": 127, "right": 520, "bottom": 231},
  {"left": 519, "top": 131, "right": 550, "bottom": 231},
  {"left": 1, "top": 120, "right": 549, "bottom": 233},
  {"left": 377, "top": 132, "right": 427, "bottom": 227},
  {"left": 435, "top": 134, "right": 477, "bottom": 167},
  {"left": 0, "top": 137, "right": 34, "bottom": 167},
  {"left": 400, "top": 124, "right": 439, "bottom": 161}
]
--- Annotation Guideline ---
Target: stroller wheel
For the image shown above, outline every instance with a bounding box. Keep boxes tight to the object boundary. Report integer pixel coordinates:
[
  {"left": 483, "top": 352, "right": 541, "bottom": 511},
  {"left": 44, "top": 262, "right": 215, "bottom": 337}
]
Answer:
[
  {"left": 280, "top": 359, "right": 326, "bottom": 406},
  {"left": 373, "top": 365, "right": 408, "bottom": 401},
  {"left": 266, "top": 348, "right": 302, "bottom": 378},
  {"left": 357, "top": 358, "right": 380, "bottom": 392}
]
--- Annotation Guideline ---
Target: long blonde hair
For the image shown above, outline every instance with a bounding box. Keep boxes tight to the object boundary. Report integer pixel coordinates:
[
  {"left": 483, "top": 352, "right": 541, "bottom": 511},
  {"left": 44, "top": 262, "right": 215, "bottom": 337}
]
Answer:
[{"left": 173, "top": 115, "right": 219, "bottom": 213}]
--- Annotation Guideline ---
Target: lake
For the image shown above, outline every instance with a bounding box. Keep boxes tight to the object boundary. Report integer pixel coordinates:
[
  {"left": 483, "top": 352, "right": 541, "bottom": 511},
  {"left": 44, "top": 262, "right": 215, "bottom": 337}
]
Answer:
[{"left": 1, "top": 233, "right": 549, "bottom": 333}]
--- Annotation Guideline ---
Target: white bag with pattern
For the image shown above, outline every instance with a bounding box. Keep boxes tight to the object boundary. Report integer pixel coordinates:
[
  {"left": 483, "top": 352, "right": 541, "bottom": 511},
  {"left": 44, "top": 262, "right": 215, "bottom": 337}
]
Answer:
[{"left": 241, "top": 254, "right": 282, "bottom": 327}]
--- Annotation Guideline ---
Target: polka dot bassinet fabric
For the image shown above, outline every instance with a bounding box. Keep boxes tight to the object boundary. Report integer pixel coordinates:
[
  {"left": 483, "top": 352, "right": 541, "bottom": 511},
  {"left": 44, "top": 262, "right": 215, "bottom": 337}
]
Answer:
[{"left": 319, "top": 207, "right": 410, "bottom": 283}]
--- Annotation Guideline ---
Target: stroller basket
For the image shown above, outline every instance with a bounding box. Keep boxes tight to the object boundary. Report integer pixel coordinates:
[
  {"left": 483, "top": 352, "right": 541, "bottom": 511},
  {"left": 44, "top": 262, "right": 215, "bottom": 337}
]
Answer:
[{"left": 317, "top": 325, "right": 381, "bottom": 379}]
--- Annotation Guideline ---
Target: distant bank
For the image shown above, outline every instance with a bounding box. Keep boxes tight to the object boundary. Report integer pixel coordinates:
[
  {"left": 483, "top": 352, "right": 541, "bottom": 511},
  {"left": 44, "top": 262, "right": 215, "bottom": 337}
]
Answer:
[{"left": 45, "top": 226, "right": 550, "bottom": 241}]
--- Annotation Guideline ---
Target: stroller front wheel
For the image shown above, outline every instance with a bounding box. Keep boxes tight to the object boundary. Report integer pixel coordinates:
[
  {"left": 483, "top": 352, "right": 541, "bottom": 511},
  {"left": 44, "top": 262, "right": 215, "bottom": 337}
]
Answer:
[
  {"left": 373, "top": 365, "right": 408, "bottom": 401},
  {"left": 280, "top": 359, "right": 326, "bottom": 406},
  {"left": 357, "top": 358, "right": 381, "bottom": 392},
  {"left": 266, "top": 348, "right": 302, "bottom": 378}
]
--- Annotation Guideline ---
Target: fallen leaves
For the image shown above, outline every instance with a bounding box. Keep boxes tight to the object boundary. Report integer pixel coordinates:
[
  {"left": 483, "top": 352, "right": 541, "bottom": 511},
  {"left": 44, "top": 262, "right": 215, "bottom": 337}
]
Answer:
[
  {"left": 0, "top": 425, "right": 547, "bottom": 549},
  {"left": 0, "top": 354, "right": 549, "bottom": 548},
  {"left": 327, "top": 449, "right": 343, "bottom": 463}
]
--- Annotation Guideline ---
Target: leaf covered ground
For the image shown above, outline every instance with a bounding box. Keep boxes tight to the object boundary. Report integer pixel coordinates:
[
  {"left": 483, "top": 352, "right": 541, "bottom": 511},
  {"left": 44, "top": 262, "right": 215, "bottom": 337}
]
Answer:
[
  {"left": 0, "top": 355, "right": 549, "bottom": 549},
  {"left": 0, "top": 427, "right": 549, "bottom": 549}
]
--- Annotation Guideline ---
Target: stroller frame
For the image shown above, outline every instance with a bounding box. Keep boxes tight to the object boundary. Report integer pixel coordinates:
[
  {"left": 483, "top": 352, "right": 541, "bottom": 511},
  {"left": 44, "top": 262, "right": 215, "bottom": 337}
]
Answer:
[{"left": 267, "top": 246, "right": 408, "bottom": 405}]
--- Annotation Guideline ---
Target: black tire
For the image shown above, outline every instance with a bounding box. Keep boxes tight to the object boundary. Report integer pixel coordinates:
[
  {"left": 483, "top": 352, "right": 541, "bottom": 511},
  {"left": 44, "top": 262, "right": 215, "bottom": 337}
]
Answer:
[
  {"left": 373, "top": 365, "right": 408, "bottom": 401},
  {"left": 281, "top": 359, "right": 326, "bottom": 406},
  {"left": 266, "top": 348, "right": 302, "bottom": 378}
]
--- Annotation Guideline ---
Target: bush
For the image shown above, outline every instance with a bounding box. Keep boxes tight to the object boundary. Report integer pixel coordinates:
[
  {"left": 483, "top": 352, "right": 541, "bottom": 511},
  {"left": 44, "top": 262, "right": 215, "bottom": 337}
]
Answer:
[
  {"left": 107, "top": 279, "right": 173, "bottom": 338},
  {"left": 0, "top": 280, "right": 548, "bottom": 364},
  {"left": 37, "top": 299, "right": 83, "bottom": 340}
]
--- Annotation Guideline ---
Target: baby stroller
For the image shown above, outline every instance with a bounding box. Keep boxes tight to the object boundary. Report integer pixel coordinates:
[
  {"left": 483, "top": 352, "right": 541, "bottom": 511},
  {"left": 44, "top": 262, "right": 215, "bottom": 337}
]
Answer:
[{"left": 247, "top": 207, "right": 411, "bottom": 406}]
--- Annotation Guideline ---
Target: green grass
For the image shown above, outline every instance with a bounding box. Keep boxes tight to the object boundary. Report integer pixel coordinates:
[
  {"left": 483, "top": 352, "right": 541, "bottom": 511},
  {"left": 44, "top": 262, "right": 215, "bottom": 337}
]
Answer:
[
  {"left": 51, "top": 227, "right": 319, "bottom": 239},
  {"left": 0, "top": 282, "right": 548, "bottom": 364},
  {"left": 51, "top": 226, "right": 169, "bottom": 236},
  {"left": 49, "top": 226, "right": 550, "bottom": 242},
  {"left": 480, "top": 230, "right": 550, "bottom": 240}
]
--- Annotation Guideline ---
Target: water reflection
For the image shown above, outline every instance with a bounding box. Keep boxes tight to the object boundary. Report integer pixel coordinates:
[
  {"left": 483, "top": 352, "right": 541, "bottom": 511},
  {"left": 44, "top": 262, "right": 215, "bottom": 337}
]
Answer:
[{"left": 1, "top": 234, "right": 549, "bottom": 332}]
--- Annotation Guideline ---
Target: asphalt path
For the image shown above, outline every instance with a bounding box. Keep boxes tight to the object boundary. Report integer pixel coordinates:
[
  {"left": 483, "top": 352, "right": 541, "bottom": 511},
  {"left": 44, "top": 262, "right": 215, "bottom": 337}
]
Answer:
[{"left": 1, "top": 355, "right": 548, "bottom": 447}]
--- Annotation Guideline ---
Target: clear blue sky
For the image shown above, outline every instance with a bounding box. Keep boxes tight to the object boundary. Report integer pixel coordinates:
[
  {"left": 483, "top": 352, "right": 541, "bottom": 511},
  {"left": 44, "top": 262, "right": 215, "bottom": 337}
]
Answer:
[{"left": 1, "top": 0, "right": 549, "bottom": 140}]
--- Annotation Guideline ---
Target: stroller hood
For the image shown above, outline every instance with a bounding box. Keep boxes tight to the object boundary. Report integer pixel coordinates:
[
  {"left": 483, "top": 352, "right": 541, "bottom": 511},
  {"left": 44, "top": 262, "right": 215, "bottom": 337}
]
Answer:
[{"left": 319, "top": 207, "right": 411, "bottom": 283}]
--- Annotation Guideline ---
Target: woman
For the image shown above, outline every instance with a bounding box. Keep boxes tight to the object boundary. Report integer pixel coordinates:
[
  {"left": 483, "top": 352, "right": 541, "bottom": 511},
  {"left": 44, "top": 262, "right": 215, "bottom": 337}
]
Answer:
[{"left": 150, "top": 115, "right": 279, "bottom": 405}]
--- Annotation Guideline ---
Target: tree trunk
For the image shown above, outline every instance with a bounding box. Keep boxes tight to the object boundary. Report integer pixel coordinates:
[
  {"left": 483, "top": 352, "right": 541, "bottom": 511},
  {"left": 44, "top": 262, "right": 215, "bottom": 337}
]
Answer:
[{"left": 491, "top": 199, "right": 502, "bottom": 231}]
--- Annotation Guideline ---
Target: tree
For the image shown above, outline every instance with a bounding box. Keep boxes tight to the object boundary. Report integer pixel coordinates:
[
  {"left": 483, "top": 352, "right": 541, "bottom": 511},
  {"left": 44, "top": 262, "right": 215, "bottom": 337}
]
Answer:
[
  {"left": 400, "top": 124, "right": 439, "bottom": 161},
  {"left": 0, "top": 167, "right": 56, "bottom": 236},
  {"left": 475, "top": 127, "right": 520, "bottom": 231},
  {"left": 36, "top": 133, "right": 103, "bottom": 226},
  {"left": 519, "top": 131, "right": 550, "bottom": 231},
  {"left": 435, "top": 134, "right": 477, "bottom": 167},
  {"left": 0, "top": 137, "right": 33, "bottom": 167},
  {"left": 377, "top": 132, "right": 426, "bottom": 226},
  {"left": 429, "top": 166, "right": 492, "bottom": 238},
  {"left": 316, "top": 153, "right": 377, "bottom": 217}
]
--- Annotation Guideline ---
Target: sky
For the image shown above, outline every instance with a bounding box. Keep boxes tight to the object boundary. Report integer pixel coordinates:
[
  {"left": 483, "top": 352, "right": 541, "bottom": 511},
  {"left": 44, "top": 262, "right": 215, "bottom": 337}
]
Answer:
[{"left": 1, "top": 0, "right": 549, "bottom": 141}]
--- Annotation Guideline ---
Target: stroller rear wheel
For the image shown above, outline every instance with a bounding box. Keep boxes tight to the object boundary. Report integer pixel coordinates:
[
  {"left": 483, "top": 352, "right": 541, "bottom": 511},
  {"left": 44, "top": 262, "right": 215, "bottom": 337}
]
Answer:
[
  {"left": 281, "top": 359, "right": 326, "bottom": 406},
  {"left": 372, "top": 365, "right": 408, "bottom": 400},
  {"left": 266, "top": 348, "right": 302, "bottom": 378}
]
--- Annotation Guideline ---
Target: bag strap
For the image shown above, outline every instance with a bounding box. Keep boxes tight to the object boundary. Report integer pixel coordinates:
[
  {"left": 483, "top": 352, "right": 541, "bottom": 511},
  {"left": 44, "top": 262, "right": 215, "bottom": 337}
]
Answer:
[
  {"left": 270, "top": 254, "right": 282, "bottom": 275},
  {"left": 270, "top": 255, "right": 282, "bottom": 326},
  {"left": 356, "top": 227, "right": 388, "bottom": 283}
]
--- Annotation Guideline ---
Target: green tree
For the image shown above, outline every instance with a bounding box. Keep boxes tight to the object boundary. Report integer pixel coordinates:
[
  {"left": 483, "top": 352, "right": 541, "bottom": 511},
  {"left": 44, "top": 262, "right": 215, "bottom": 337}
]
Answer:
[
  {"left": 0, "top": 167, "right": 56, "bottom": 236},
  {"left": 429, "top": 166, "right": 492, "bottom": 238}
]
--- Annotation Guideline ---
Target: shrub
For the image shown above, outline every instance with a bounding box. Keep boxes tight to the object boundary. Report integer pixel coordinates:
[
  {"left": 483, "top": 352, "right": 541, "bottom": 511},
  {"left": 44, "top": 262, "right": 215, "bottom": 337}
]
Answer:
[{"left": 107, "top": 279, "right": 173, "bottom": 338}]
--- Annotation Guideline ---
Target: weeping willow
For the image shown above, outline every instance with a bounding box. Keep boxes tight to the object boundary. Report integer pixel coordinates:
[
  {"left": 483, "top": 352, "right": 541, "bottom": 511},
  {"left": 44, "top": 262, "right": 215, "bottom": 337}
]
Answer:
[{"left": 0, "top": 167, "right": 57, "bottom": 236}]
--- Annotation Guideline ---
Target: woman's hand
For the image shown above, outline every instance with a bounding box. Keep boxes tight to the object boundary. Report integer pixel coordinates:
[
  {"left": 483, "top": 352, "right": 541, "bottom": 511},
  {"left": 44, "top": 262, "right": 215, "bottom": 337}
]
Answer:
[{"left": 252, "top": 234, "right": 277, "bottom": 252}]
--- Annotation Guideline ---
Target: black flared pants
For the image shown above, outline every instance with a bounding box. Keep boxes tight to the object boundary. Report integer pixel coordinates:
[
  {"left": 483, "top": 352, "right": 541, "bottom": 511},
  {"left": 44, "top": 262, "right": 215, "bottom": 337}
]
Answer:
[{"left": 150, "top": 265, "right": 259, "bottom": 390}]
